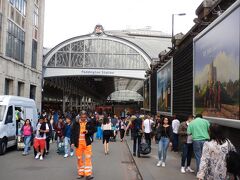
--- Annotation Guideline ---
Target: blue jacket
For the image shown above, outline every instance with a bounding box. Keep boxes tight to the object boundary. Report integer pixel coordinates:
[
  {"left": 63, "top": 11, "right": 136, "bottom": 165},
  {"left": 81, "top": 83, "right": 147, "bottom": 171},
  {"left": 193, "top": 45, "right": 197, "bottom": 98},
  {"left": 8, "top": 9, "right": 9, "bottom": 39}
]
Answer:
[{"left": 64, "top": 123, "right": 72, "bottom": 138}]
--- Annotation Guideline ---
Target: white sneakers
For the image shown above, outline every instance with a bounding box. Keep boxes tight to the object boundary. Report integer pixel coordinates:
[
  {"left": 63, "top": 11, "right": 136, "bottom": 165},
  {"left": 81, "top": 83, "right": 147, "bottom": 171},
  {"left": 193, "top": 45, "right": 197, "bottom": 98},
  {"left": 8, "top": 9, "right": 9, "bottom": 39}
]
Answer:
[
  {"left": 186, "top": 167, "right": 194, "bottom": 173},
  {"left": 181, "top": 167, "right": 194, "bottom": 173},
  {"left": 35, "top": 153, "right": 43, "bottom": 160},
  {"left": 35, "top": 153, "right": 40, "bottom": 159},
  {"left": 181, "top": 167, "right": 186, "bottom": 173},
  {"left": 156, "top": 161, "right": 166, "bottom": 167},
  {"left": 64, "top": 152, "right": 74, "bottom": 158},
  {"left": 156, "top": 161, "right": 162, "bottom": 167},
  {"left": 64, "top": 154, "right": 69, "bottom": 158}
]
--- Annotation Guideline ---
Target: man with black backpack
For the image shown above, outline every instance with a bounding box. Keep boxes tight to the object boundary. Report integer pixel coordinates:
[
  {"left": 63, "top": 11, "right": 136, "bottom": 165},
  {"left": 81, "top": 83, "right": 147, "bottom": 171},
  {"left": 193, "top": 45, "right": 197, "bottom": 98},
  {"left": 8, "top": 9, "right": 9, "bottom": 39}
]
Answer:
[{"left": 126, "top": 114, "right": 143, "bottom": 158}]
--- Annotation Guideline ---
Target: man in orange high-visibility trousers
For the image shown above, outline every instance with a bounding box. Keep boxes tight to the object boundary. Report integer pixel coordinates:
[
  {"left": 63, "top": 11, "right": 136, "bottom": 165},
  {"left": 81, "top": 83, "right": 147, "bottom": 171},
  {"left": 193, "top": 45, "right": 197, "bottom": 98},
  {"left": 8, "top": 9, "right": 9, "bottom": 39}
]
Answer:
[{"left": 71, "top": 111, "right": 95, "bottom": 180}]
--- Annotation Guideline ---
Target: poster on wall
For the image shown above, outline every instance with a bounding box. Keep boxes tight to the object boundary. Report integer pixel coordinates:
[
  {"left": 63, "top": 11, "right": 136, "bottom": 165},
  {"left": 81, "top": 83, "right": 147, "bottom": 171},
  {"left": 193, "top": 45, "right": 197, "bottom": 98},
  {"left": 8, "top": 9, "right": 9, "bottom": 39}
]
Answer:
[
  {"left": 143, "top": 78, "right": 150, "bottom": 110},
  {"left": 194, "top": 5, "right": 240, "bottom": 121},
  {"left": 157, "top": 60, "right": 172, "bottom": 115}
]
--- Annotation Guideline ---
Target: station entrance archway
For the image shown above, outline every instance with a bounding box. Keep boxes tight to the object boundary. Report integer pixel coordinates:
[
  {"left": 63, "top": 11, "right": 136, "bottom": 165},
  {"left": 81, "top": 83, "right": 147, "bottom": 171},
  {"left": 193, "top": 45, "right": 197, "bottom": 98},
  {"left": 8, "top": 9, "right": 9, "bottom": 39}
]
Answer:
[{"left": 43, "top": 25, "right": 151, "bottom": 112}]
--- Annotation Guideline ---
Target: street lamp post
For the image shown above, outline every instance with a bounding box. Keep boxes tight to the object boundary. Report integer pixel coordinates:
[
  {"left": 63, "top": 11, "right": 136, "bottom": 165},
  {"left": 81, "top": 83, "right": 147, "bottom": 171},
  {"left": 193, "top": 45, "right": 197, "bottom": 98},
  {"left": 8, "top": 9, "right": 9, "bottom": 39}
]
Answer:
[{"left": 172, "top": 13, "right": 186, "bottom": 49}]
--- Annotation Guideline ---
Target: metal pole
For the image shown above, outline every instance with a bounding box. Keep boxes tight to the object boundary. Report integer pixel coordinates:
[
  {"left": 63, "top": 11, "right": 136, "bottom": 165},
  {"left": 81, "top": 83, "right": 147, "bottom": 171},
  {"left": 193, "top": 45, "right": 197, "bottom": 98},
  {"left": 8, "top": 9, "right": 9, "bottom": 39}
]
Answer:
[{"left": 172, "top": 14, "right": 174, "bottom": 49}]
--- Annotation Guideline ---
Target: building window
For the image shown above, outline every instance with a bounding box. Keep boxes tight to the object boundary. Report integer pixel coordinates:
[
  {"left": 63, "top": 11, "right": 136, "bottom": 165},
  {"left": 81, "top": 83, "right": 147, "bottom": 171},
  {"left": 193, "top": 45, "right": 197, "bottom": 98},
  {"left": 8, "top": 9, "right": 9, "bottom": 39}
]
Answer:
[
  {"left": 30, "top": 85, "right": 36, "bottom": 100},
  {"left": 17, "top": 81, "right": 24, "bottom": 96},
  {"left": 9, "top": 0, "right": 26, "bottom": 16},
  {"left": 33, "top": 5, "right": 38, "bottom": 27},
  {"left": 4, "top": 79, "right": 13, "bottom": 95},
  {"left": 31, "top": 39, "right": 37, "bottom": 68},
  {"left": 6, "top": 20, "right": 25, "bottom": 63}
]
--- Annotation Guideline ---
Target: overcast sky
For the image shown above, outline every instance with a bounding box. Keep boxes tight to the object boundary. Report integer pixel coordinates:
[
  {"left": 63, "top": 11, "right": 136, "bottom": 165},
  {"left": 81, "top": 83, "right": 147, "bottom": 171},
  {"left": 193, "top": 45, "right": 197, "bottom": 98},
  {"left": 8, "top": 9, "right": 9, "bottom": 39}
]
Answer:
[{"left": 44, "top": 0, "right": 203, "bottom": 48}]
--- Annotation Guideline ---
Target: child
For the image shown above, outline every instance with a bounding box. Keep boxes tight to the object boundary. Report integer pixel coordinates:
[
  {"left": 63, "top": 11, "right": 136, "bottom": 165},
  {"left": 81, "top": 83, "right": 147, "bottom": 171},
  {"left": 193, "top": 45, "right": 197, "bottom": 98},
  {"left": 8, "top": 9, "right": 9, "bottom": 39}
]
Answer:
[
  {"left": 54, "top": 117, "right": 65, "bottom": 152},
  {"left": 63, "top": 116, "right": 74, "bottom": 158}
]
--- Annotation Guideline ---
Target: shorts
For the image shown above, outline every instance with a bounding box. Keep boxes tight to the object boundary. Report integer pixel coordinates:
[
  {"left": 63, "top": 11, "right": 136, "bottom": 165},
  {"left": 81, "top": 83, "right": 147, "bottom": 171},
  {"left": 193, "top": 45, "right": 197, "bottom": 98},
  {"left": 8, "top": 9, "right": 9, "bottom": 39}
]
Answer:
[{"left": 34, "top": 138, "right": 46, "bottom": 151}]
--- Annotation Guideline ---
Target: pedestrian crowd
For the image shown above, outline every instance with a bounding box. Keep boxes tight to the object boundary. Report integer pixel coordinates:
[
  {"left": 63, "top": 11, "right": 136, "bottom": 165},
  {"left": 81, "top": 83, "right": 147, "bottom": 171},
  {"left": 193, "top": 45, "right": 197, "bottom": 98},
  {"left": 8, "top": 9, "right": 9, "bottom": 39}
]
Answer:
[{"left": 18, "top": 109, "right": 240, "bottom": 180}]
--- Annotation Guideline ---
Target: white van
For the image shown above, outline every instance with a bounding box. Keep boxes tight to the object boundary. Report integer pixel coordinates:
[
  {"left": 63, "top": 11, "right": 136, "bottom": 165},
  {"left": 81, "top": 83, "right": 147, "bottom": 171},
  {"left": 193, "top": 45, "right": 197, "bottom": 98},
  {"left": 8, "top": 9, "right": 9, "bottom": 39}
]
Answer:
[{"left": 0, "top": 95, "right": 38, "bottom": 155}]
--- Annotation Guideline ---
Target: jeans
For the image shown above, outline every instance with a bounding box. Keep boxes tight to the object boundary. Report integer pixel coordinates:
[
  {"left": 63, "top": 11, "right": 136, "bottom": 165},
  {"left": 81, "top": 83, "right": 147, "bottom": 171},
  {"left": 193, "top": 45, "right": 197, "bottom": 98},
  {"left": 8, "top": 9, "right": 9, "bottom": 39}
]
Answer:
[
  {"left": 64, "top": 137, "right": 73, "bottom": 155},
  {"left": 144, "top": 133, "right": 151, "bottom": 147},
  {"left": 56, "top": 136, "right": 62, "bottom": 150},
  {"left": 133, "top": 135, "right": 142, "bottom": 155},
  {"left": 158, "top": 137, "right": 170, "bottom": 162},
  {"left": 193, "top": 140, "right": 206, "bottom": 172},
  {"left": 172, "top": 133, "right": 179, "bottom": 151},
  {"left": 24, "top": 135, "right": 31, "bottom": 154},
  {"left": 181, "top": 143, "right": 193, "bottom": 167}
]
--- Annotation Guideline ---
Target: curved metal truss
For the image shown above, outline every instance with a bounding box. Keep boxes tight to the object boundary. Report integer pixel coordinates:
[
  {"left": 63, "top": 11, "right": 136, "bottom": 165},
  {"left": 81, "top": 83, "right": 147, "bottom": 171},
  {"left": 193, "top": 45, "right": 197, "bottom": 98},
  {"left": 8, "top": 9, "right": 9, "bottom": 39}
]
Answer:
[
  {"left": 44, "top": 35, "right": 151, "bottom": 71},
  {"left": 108, "top": 90, "right": 143, "bottom": 101}
]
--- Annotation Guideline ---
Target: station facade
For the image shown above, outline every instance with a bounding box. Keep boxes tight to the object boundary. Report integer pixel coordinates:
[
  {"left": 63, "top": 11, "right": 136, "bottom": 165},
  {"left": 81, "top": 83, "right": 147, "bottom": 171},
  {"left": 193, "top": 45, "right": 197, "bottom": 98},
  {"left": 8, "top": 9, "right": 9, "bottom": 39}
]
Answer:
[{"left": 42, "top": 25, "right": 171, "bottom": 112}]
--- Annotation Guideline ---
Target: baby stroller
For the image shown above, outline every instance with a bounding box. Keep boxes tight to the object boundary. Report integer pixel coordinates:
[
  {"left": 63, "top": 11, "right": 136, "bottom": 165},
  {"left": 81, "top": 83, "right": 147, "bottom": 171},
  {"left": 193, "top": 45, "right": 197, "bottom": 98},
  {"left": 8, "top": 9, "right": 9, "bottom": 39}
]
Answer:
[
  {"left": 17, "top": 136, "right": 25, "bottom": 151},
  {"left": 17, "top": 120, "right": 25, "bottom": 151}
]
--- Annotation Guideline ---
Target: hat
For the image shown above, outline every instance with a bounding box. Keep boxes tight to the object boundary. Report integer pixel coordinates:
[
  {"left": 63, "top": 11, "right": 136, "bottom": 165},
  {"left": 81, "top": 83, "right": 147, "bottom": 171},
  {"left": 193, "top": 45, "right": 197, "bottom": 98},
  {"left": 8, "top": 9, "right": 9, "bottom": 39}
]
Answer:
[{"left": 39, "top": 115, "right": 44, "bottom": 120}]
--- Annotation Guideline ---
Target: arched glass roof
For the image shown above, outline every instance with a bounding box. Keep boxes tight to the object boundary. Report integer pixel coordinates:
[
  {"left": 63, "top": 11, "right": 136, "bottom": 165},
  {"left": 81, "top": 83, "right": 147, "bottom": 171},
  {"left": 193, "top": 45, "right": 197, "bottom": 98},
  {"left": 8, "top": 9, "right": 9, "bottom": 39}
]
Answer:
[{"left": 45, "top": 37, "right": 149, "bottom": 70}]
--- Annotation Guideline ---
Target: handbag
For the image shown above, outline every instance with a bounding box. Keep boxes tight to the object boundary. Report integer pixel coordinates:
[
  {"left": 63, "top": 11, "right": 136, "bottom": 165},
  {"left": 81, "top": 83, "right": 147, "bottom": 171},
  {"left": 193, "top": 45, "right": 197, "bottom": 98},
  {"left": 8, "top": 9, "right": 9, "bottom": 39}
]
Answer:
[
  {"left": 226, "top": 140, "right": 240, "bottom": 177},
  {"left": 139, "top": 138, "right": 151, "bottom": 155}
]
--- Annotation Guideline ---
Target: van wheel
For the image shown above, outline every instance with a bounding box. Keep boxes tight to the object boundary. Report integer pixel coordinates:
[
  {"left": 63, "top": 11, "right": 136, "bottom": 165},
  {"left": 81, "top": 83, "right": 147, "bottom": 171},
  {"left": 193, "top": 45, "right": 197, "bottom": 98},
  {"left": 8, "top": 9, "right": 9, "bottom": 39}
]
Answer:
[{"left": 0, "top": 139, "right": 7, "bottom": 155}]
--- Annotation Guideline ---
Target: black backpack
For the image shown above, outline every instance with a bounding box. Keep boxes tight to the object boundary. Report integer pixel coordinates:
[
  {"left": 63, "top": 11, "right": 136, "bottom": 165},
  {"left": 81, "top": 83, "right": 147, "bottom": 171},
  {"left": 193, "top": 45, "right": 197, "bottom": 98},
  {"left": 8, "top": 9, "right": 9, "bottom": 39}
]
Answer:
[{"left": 226, "top": 141, "right": 240, "bottom": 179}]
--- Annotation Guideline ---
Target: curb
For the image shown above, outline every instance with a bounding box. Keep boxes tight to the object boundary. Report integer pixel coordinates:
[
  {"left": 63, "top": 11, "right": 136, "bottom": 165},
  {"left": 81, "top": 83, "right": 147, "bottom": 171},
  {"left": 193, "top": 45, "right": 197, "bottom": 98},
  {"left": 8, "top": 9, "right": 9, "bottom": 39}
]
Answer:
[{"left": 124, "top": 139, "right": 143, "bottom": 180}]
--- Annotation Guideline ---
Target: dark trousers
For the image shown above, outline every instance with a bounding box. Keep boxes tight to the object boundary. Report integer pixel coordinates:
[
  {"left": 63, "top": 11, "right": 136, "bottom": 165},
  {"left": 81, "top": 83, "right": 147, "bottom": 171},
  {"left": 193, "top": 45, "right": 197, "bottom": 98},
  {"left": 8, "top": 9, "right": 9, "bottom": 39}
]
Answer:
[
  {"left": 172, "top": 133, "right": 179, "bottom": 151},
  {"left": 91, "top": 134, "right": 94, "bottom": 142},
  {"left": 133, "top": 135, "right": 142, "bottom": 155},
  {"left": 46, "top": 137, "right": 50, "bottom": 151},
  {"left": 144, "top": 133, "right": 151, "bottom": 147},
  {"left": 120, "top": 129, "right": 125, "bottom": 140},
  {"left": 181, "top": 143, "right": 193, "bottom": 167}
]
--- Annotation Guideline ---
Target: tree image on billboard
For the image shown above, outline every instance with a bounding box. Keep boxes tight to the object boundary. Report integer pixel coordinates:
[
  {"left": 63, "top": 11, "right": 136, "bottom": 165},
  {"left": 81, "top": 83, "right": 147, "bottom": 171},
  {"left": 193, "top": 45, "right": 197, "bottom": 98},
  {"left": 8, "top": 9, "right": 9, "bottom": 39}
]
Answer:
[
  {"left": 194, "top": 6, "right": 240, "bottom": 120},
  {"left": 157, "top": 60, "right": 172, "bottom": 115}
]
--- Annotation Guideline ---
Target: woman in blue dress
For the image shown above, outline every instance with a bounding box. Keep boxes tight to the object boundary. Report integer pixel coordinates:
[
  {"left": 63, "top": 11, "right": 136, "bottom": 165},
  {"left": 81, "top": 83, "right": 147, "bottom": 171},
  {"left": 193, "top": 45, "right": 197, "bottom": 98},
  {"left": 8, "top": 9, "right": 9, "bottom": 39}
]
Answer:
[{"left": 96, "top": 117, "right": 103, "bottom": 140}]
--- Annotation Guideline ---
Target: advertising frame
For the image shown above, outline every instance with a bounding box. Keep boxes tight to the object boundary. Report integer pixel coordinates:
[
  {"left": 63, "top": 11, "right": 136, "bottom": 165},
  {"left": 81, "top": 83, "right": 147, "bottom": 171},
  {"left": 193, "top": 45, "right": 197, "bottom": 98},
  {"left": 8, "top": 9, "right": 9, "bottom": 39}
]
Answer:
[
  {"left": 193, "top": 0, "right": 240, "bottom": 128},
  {"left": 143, "top": 77, "right": 151, "bottom": 111},
  {"left": 156, "top": 59, "right": 173, "bottom": 116}
]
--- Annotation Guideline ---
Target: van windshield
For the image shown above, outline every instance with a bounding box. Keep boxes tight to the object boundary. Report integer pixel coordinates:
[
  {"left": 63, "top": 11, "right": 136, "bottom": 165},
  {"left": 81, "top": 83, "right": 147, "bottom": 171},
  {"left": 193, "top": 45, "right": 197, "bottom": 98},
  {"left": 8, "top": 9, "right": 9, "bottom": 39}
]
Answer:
[{"left": 0, "top": 105, "right": 6, "bottom": 122}]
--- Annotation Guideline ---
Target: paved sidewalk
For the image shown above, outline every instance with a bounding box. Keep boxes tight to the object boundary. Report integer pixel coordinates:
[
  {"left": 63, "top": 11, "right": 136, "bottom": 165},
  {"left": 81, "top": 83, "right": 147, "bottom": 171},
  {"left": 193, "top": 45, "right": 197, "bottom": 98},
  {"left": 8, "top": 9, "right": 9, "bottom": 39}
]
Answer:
[
  {"left": 0, "top": 140, "right": 141, "bottom": 180},
  {"left": 125, "top": 136, "right": 197, "bottom": 180}
]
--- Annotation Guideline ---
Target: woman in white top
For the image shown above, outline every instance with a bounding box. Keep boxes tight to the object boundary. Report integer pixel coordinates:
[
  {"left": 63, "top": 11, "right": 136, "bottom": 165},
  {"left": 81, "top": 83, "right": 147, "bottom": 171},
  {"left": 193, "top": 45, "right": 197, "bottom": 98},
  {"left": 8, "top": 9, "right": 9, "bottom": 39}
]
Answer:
[
  {"left": 101, "top": 117, "right": 112, "bottom": 155},
  {"left": 197, "top": 124, "right": 235, "bottom": 180}
]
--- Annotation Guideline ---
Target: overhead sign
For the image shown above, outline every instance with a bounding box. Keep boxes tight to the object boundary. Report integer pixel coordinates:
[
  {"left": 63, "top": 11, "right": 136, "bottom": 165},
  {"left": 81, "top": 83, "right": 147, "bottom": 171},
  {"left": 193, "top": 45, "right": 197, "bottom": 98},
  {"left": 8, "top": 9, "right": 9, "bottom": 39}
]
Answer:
[
  {"left": 44, "top": 68, "right": 146, "bottom": 80},
  {"left": 80, "top": 69, "right": 114, "bottom": 76}
]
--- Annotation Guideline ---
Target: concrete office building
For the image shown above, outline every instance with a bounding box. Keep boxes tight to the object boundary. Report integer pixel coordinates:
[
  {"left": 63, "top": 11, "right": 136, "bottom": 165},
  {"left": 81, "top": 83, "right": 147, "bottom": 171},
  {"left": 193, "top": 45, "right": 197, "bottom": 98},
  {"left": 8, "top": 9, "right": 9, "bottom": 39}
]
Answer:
[{"left": 0, "top": 0, "right": 45, "bottom": 111}]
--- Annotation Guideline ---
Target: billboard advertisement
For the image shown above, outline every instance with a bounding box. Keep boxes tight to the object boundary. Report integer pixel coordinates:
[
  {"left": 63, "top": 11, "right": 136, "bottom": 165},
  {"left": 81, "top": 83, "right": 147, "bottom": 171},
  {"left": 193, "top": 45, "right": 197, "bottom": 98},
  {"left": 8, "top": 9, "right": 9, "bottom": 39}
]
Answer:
[
  {"left": 157, "top": 60, "right": 172, "bottom": 115},
  {"left": 143, "top": 78, "right": 150, "bottom": 110},
  {"left": 194, "top": 5, "right": 240, "bottom": 121}
]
